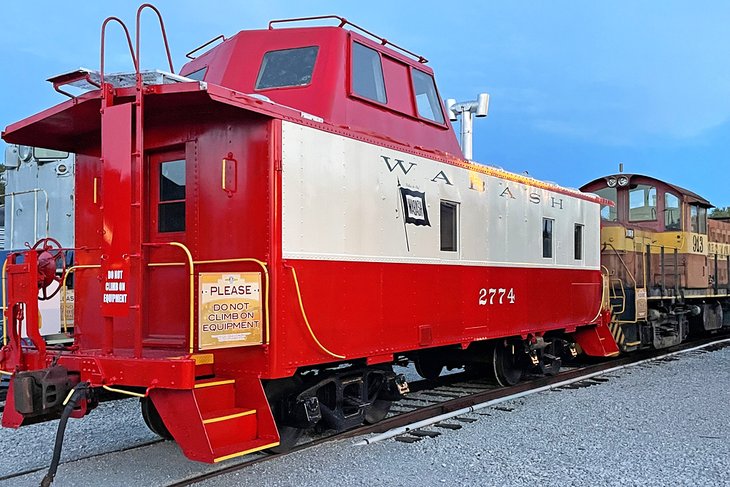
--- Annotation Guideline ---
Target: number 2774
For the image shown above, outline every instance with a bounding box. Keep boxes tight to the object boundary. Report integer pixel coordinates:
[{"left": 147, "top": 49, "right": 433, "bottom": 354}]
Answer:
[{"left": 478, "top": 288, "right": 515, "bottom": 305}]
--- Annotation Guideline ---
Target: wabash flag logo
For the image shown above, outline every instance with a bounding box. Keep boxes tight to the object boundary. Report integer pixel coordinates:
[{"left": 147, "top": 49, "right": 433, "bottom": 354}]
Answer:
[{"left": 400, "top": 187, "right": 430, "bottom": 226}]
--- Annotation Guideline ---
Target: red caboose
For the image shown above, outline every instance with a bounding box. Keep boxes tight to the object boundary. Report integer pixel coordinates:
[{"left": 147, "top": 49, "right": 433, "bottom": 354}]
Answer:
[{"left": 1, "top": 9, "right": 617, "bottom": 462}]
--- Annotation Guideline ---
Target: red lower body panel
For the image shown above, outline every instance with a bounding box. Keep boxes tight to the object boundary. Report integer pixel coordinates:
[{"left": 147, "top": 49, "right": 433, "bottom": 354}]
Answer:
[{"left": 271, "top": 260, "right": 605, "bottom": 371}]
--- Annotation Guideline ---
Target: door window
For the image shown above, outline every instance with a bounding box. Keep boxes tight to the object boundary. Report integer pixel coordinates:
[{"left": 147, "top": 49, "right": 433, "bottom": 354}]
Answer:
[
  {"left": 158, "top": 159, "right": 186, "bottom": 233},
  {"left": 150, "top": 150, "right": 187, "bottom": 237}
]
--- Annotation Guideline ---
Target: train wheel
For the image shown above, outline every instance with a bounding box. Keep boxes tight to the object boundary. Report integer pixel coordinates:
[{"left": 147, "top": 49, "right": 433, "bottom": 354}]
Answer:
[
  {"left": 488, "top": 340, "right": 523, "bottom": 387},
  {"left": 263, "top": 378, "right": 305, "bottom": 454},
  {"left": 415, "top": 353, "right": 444, "bottom": 380},
  {"left": 140, "top": 397, "right": 173, "bottom": 440},
  {"left": 363, "top": 367, "right": 393, "bottom": 424},
  {"left": 364, "top": 399, "right": 392, "bottom": 424},
  {"left": 268, "top": 425, "right": 305, "bottom": 454}
]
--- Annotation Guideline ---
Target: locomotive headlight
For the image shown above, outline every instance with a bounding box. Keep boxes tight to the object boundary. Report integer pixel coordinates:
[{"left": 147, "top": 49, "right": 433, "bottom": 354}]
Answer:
[
  {"left": 617, "top": 175, "right": 629, "bottom": 187},
  {"left": 606, "top": 177, "right": 617, "bottom": 188},
  {"left": 18, "top": 145, "right": 32, "bottom": 162}
]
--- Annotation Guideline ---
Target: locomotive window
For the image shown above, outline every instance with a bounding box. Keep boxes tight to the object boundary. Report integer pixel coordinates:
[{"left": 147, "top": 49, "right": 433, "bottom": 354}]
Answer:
[
  {"left": 594, "top": 187, "right": 617, "bottom": 221},
  {"left": 158, "top": 159, "right": 186, "bottom": 233},
  {"left": 574, "top": 224, "right": 583, "bottom": 260},
  {"left": 411, "top": 69, "right": 445, "bottom": 124},
  {"left": 352, "top": 42, "right": 387, "bottom": 103},
  {"left": 691, "top": 205, "right": 707, "bottom": 234},
  {"left": 33, "top": 147, "right": 69, "bottom": 161},
  {"left": 542, "top": 218, "right": 554, "bottom": 259},
  {"left": 255, "top": 46, "right": 319, "bottom": 90},
  {"left": 628, "top": 184, "right": 657, "bottom": 222},
  {"left": 665, "top": 193, "right": 681, "bottom": 231},
  {"left": 440, "top": 201, "right": 458, "bottom": 252}
]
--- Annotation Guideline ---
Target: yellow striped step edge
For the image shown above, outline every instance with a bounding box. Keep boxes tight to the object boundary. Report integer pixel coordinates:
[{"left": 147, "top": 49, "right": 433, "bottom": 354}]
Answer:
[
  {"left": 194, "top": 379, "right": 235, "bottom": 389},
  {"left": 214, "top": 442, "right": 280, "bottom": 463},
  {"left": 203, "top": 410, "right": 256, "bottom": 425}
]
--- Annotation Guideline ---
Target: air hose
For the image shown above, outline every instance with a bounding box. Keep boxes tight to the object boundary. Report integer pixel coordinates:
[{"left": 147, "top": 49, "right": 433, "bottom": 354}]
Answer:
[{"left": 40, "top": 381, "right": 90, "bottom": 487}]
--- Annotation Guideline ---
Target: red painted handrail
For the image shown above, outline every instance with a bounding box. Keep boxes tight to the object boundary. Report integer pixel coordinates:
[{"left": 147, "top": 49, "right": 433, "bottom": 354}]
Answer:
[
  {"left": 100, "top": 16, "right": 137, "bottom": 87},
  {"left": 268, "top": 15, "right": 428, "bottom": 63},
  {"left": 135, "top": 3, "right": 175, "bottom": 75}
]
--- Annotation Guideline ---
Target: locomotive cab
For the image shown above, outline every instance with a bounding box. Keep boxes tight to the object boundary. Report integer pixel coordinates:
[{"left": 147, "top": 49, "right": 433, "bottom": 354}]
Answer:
[{"left": 582, "top": 174, "right": 730, "bottom": 351}]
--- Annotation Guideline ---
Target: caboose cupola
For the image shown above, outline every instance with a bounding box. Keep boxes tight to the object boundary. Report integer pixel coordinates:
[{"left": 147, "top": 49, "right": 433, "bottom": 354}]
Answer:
[{"left": 179, "top": 16, "right": 463, "bottom": 157}]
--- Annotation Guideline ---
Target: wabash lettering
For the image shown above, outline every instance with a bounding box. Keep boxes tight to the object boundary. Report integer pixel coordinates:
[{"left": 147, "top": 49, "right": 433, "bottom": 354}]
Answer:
[{"left": 381, "top": 153, "right": 565, "bottom": 210}]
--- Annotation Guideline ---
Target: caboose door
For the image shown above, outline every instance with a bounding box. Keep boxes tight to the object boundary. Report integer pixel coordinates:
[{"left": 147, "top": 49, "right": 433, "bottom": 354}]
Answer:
[{"left": 143, "top": 147, "right": 190, "bottom": 349}]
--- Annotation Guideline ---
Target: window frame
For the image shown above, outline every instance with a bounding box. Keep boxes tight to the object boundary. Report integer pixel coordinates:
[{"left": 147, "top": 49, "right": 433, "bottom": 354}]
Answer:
[
  {"left": 664, "top": 192, "right": 681, "bottom": 231},
  {"left": 184, "top": 66, "right": 208, "bottom": 82},
  {"left": 350, "top": 41, "right": 388, "bottom": 105},
  {"left": 628, "top": 184, "right": 658, "bottom": 222},
  {"left": 690, "top": 205, "right": 708, "bottom": 234},
  {"left": 542, "top": 218, "right": 554, "bottom": 259},
  {"left": 574, "top": 224, "right": 584, "bottom": 261},
  {"left": 410, "top": 67, "right": 446, "bottom": 125},
  {"left": 346, "top": 36, "right": 449, "bottom": 128},
  {"left": 149, "top": 148, "right": 187, "bottom": 240},
  {"left": 254, "top": 45, "right": 320, "bottom": 92},
  {"left": 593, "top": 187, "right": 618, "bottom": 222},
  {"left": 440, "top": 200, "right": 459, "bottom": 252}
]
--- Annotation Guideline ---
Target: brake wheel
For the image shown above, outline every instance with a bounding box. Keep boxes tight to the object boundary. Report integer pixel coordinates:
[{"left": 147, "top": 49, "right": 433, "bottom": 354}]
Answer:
[{"left": 31, "top": 237, "right": 66, "bottom": 301}]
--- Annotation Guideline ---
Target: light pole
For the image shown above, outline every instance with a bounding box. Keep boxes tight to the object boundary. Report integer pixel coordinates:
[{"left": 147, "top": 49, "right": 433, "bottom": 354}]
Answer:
[{"left": 445, "top": 93, "right": 489, "bottom": 160}]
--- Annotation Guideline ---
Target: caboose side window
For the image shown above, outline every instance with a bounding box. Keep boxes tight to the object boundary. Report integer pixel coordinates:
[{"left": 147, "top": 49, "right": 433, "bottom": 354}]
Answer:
[
  {"left": 255, "top": 46, "right": 319, "bottom": 90},
  {"left": 158, "top": 159, "right": 186, "bottom": 233},
  {"left": 574, "top": 224, "right": 583, "bottom": 260},
  {"left": 352, "top": 42, "right": 387, "bottom": 103},
  {"left": 440, "top": 201, "right": 458, "bottom": 252},
  {"left": 411, "top": 69, "right": 445, "bottom": 124},
  {"left": 628, "top": 184, "right": 657, "bottom": 222},
  {"left": 542, "top": 218, "right": 554, "bottom": 258},
  {"left": 185, "top": 66, "right": 207, "bottom": 81}
]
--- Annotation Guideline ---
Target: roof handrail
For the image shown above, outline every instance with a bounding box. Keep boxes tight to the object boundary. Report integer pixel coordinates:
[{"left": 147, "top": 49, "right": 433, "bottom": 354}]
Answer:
[
  {"left": 186, "top": 34, "right": 226, "bottom": 60},
  {"left": 268, "top": 15, "right": 428, "bottom": 64},
  {"left": 135, "top": 3, "right": 175, "bottom": 76},
  {"left": 100, "top": 17, "right": 137, "bottom": 87}
]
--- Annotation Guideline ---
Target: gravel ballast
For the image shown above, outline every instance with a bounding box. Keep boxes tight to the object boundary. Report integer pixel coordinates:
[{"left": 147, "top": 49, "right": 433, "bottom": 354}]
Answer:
[
  {"left": 2, "top": 346, "right": 729, "bottom": 486},
  {"left": 197, "top": 346, "right": 730, "bottom": 487}
]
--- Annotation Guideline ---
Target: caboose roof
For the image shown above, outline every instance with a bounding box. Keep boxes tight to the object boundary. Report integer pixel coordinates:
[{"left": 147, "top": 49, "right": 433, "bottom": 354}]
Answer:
[
  {"left": 5, "top": 18, "right": 467, "bottom": 158},
  {"left": 177, "top": 21, "right": 462, "bottom": 156}
]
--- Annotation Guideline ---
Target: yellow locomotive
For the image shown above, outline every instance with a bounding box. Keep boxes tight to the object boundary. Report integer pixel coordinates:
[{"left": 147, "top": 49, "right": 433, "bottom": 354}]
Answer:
[{"left": 582, "top": 174, "right": 730, "bottom": 351}]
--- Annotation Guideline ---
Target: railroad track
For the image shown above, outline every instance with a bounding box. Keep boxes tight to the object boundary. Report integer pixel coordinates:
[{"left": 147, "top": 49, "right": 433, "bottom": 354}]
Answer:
[
  {"left": 3, "top": 336, "right": 729, "bottom": 486},
  {"left": 165, "top": 336, "right": 730, "bottom": 487}
]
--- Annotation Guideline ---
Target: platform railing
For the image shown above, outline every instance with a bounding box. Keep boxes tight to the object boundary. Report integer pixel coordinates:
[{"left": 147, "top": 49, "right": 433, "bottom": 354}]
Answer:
[
  {"left": 57, "top": 244, "right": 271, "bottom": 356},
  {"left": 60, "top": 265, "right": 101, "bottom": 334},
  {"left": 144, "top": 241, "right": 271, "bottom": 354},
  {"left": 1, "top": 251, "right": 46, "bottom": 369}
]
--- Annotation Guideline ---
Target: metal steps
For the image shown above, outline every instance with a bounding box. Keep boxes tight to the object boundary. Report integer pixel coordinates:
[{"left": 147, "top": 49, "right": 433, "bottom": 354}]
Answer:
[{"left": 149, "top": 376, "right": 279, "bottom": 463}]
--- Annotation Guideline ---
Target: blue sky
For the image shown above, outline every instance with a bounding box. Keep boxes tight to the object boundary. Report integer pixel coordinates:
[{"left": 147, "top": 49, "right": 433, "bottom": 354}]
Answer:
[{"left": 2, "top": 1, "right": 728, "bottom": 207}]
